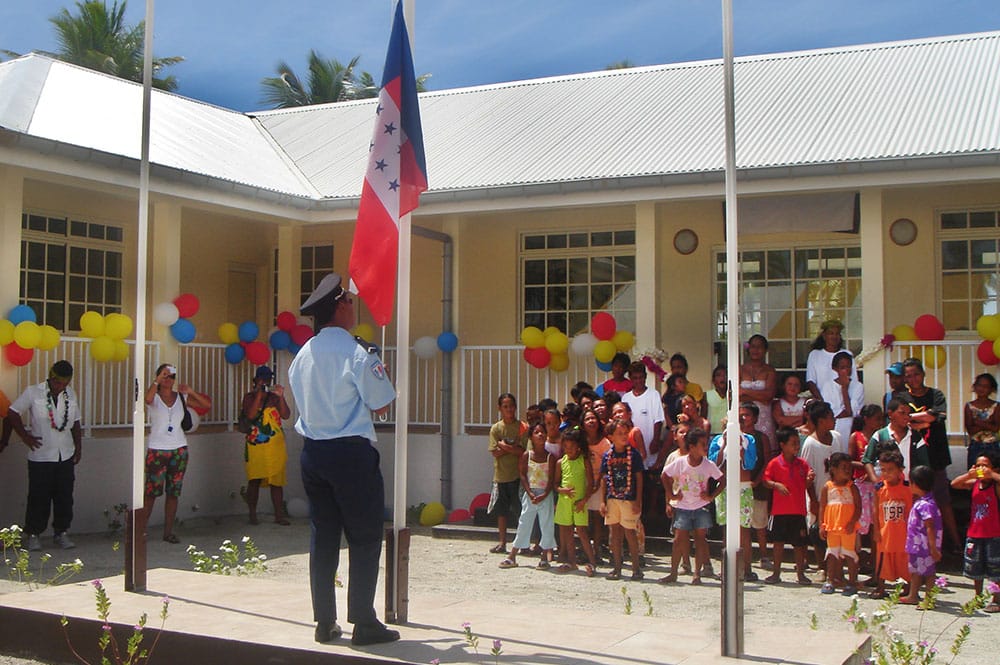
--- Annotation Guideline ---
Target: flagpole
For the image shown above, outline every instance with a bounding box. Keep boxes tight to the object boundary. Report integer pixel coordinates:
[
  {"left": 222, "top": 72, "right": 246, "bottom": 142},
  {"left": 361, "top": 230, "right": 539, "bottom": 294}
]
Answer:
[
  {"left": 125, "top": 0, "right": 155, "bottom": 593},
  {"left": 721, "top": 0, "right": 743, "bottom": 656}
]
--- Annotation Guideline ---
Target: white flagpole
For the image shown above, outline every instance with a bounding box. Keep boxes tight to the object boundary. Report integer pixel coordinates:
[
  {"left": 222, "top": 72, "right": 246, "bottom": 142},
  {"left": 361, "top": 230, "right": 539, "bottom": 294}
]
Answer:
[
  {"left": 127, "top": 0, "right": 155, "bottom": 592},
  {"left": 721, "top": 0, "right": 743, "bottom": 656},
  {"left": 390, "top": 0, "right": 416, "bottom": 621}
]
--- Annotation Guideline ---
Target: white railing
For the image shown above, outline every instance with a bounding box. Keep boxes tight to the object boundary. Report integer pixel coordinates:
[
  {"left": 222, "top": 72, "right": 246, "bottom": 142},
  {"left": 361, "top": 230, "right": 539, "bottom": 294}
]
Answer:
[{"left": 887, "top": 339, "right": 991, "bottom": 437}]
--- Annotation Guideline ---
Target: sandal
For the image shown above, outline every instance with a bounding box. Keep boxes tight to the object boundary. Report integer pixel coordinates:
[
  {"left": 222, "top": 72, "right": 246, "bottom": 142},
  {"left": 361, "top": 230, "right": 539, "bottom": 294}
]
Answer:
[
  {"left": 275, "top": 517, "right": 291, "bottom": 526},
  {"left": 555, "top": 563, "right": 577, "bottom": 573},
  {"left": 985, "top": 603, "right": 1000, "bottom": 613},
  {"left": 163, "top": 533, "right": 180, "bottom": 544},
  {"left": 489, "top": 544, "right": 507, "bottom": 554},
  {"left": 691, "top": 577, "right": 703, "bottom": 586},
  {"left": 658, "top": 573, "right": 677, "bottom": 584},
  {"left": 537, "top": 560, "right": 550, "bottom": 570},
  {"left": 630, "top": 570, "right": 644, "bottom": 581},
  {"left": 820, "top": 582, "right": 835, "bottom": 595},
  {"left": 606, "top": 570, "right": 622, "bottom": 581},
  {"left": 584, "top": 564, "right": 595, "bottom": 577},
  {"left": 498, "top": 558, "right": 518, "bottom": 569}
]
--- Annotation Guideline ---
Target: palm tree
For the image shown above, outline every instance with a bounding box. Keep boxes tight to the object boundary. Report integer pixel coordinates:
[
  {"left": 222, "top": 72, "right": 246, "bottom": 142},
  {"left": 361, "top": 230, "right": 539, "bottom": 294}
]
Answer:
[
  {"left": 605, "top": 59, "right": 636, "bottom": 70},
  {"left": 49, "top": 0, "right": 183, "bottom": 91}
]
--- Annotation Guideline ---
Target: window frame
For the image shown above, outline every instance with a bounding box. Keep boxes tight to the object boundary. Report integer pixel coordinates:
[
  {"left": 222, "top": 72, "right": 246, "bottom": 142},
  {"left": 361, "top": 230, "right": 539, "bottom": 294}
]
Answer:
[{"left": 937, "top": 207, "right": 1000, "bottom": 333}]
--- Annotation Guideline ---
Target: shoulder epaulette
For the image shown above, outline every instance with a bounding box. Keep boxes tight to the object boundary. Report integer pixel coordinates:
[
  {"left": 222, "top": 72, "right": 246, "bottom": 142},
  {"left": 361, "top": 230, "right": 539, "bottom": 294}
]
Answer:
[{"left": 355, "top": 336, "right": 379, "bottom": 354}]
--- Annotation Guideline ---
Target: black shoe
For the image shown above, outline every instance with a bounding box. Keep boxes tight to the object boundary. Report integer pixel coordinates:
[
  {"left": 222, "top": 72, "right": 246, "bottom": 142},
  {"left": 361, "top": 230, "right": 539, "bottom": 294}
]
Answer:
[
  {"left": 314, "top": 621, "right": 343, "bottom": 643},
  {"left": 351, "top": 622, "right": 400, "bottom": 646}
]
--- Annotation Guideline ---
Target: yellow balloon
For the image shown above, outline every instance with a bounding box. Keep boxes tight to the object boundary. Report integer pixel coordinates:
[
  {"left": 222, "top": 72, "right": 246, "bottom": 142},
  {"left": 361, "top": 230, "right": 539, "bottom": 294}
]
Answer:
[
  {"left": 0, "top": 319, "right": 14, "bottom": 346},
  {"left": 542, "top": 326, "right": 560, "bottom": 339},
  {"left": 13, "top": 321, "right": 41, "bottom": 349},
  {"left": 594, "top": 340, "right": 617, "bottom": 364},
  {"left": 549, "top": 353, "right": 570, "bottom": 372},
  {"left": 37, "top": 325, "right": 61, "bottom": 351},
  {"left": 80, "top": 311, "right": 105, "bottom": 338},
  {"left": 112, "top": 339, "right": 130, "bottom": 362},
  {"left": 89, "top": 336, "right": 115, "bottom": 362},
  {"left": 419, "top": 501, "right": 447, "bottom": 526},
  {"left": 977, "top": 314, "right": 1000, "bottom": 342},
  {"left": 521, "top": 326, "right": 544, "bottom": 349},
  {"left": 921, "top": 345, "right": 947, "bottom": 369},
  {"left": 217, "top": 322, "right": 239, "bottom": 345},
  {"left": 892, "top": 324, "right": 917, "bottom": 342},
  {"left": 545, "top": 331, "right": 569, "bottom": 354},
  {"left": 612, "top": 330, "right": 635, "bottom": 352},
  {"left": 104, "top": 313, "right": 133, "bottom": 340},
  {"left": 353, "top": 322, "right": 376, "bottom": 342}
]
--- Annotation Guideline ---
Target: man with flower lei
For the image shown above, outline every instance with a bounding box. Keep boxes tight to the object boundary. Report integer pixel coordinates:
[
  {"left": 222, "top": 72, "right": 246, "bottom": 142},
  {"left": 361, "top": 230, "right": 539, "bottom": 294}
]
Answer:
[{"left": 7, "top": 360, "right": 82, "bottom": 551}]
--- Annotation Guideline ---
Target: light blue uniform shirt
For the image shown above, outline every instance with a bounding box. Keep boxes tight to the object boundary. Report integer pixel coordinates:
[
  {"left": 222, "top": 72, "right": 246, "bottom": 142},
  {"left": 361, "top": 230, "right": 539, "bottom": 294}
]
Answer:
[{"left": 288, "top": 326, "right": 396, "bottom": 442}]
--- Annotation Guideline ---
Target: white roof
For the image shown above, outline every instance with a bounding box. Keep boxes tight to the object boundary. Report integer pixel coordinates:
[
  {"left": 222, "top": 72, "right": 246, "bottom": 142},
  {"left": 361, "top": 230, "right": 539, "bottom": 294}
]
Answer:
[{"left": 1, "top": 30, "right": 999, "bottom": 206}]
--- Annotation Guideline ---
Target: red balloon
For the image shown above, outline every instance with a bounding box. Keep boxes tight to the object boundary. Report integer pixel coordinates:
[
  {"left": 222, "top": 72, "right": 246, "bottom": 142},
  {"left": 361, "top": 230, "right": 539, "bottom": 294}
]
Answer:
[
  {"left": 4, "top": 342, "right": 34, "bottom": 366},
  {"left": 591, "top": 312, "right": 617, "bottom": 341},
  {"left": 468, "top": 493, "right": 490, "bottom": 513},
  {"left": 245, "top": 341, "right": 270, "bottom": 365},
  {"left": 173, "top": 293, "right": 200, "bottom": 318},
  {"left": 978, "top": 339, "right": 1000, "bottom": 366},
  {"left": 525, "top": 346, "right": 551, "bottom": 369},
  {"left": 913, "top": 314, "right": 945, "bottom": 341},
  {"left": 290, "top": 324, "right": 314, "bottom": 347},
  {"left": 276, "top": 311, "right": 297, "bottom": 332},
  {"left": 447, "top": 508, "right": 471, "bottom": 523}
]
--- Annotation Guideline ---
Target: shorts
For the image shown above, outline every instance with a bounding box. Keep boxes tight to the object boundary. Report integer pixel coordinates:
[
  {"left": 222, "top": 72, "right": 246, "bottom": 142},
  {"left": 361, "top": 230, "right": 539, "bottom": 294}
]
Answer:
[
  {"left": 145, "top": 446, "right": 188, "bottom": 498},
  {"left": 932, "top": 469, "right": 951, "bottom": 505},
  {"left": 751, "top": 499, "right": 769, "bottom": 530},
  {"left": 825, "top": 531, "right": 858, "bottom": 561},
  {"left": 963, "top": 537, "right": 1000, "bottom": 580},
  {"left": 604, "top": 498, "right": 640, "bottom": 530},
  {"left": 555, "top": 493, "right": 588, "bottom": 527},
  {"left": 672, "top": 505, "right": 714, "bottom": 532},
  {"left": 767, "top": 514, "right": 808, "bottom": 547},
  {"left": 487, "top": 480, "right": 522, "bottom": 521},
  {"left": 908, "top": 551, "right": 937, "bottom": 577},
  {"left": 715, "top": 482, "right": 753, "bottom": 528},
  {"left": 877, "top": 551, "right": 910, "bottom": 583}
]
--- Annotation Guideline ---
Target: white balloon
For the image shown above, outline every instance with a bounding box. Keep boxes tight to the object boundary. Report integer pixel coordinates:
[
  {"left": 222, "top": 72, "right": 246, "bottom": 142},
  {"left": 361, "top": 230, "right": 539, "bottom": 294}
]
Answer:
[
  {"left": 185, "top": 410, "right": 200, "bottom": 433},
  {"left": 570, "top": 333, "right": 598, "bottom": 356},
  {"left": 413, "top": 335, "right": 439, "bottom": 359},
  {"left": 153, "top": 302, "right": 180, "bottom": 326},
  {"left": 287, "top": 497, "right": 309, "bottom": 518}
]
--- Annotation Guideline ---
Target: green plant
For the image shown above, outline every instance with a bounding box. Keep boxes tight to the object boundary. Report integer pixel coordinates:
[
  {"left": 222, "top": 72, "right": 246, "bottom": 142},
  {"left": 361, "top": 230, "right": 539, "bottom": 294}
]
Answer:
[
  {"left": 1, "top": 525, "right": 83, "bottom": 589},
  {"left": 642, "top": 589, "right": 654, "bottom": 616},
  {"left": 186, "top": 536, "right": 267, "bottom": 576},
  {"left": 407, "top": 503, "right": 426, "bottom": 526},
  {"left": 459, "top": 622, "right": 502, "bottom": 664},
  {"left": 621, "top": 585, "right": 632, "bottom": 615},
  {"left": 61, "top": 579, "right": 169, "bottom": 665},
  {"left": 103, "top": 503, "right": 129, "bottom": 535}
]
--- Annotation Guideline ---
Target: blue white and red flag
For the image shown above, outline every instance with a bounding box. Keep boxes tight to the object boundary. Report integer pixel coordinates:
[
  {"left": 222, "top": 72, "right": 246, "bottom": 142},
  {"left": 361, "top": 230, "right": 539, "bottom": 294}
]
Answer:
[{"left": 348, "top": 1, "right": 428, "bottom": 326}]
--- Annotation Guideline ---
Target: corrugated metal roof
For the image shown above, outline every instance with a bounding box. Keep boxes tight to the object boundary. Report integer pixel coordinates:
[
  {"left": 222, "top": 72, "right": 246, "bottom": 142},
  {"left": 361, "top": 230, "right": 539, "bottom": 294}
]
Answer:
[{"left": 2, "top": 31, "right": 999, "bottom": 204}]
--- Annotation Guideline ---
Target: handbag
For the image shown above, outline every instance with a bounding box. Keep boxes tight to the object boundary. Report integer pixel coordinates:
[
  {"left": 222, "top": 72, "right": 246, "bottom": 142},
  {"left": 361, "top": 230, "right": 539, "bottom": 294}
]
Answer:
[{"left": 179, "top": 393, "right": 193, "bottom": 432}]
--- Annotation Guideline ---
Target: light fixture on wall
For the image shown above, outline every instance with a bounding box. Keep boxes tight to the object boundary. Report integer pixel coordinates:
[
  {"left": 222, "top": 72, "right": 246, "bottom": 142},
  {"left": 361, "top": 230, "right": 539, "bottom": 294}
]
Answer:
[
  {"left": 673, "top": 228, "right": 699, "bottom": 255},
  {"left": 889, "top": 218, "right": 917, "bottom": 246}
]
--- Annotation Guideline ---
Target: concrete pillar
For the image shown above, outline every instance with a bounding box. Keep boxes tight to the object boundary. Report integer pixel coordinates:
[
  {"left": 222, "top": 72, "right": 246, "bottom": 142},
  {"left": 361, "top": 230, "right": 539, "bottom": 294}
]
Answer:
[
  {"left": 634, "top": 201, "right": 657, "bottom": 354},
  {"left": 859, "top": 188, "right": 886, "bottom": 405},
  {"left": 276, "top": 224, "right": 302, "bottom": 314},
  {"left": 0, "top": 167, "right": 24, "bottom": 393},
  {"left": 150, "top": 200, "right": 182, "bottom": 362}
]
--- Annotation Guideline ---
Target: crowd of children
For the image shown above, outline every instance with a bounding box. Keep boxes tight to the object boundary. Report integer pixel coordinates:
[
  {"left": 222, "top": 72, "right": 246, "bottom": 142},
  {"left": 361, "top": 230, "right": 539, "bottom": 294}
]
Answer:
[{"left": 484, "top": 334, "right": 1000, "bottom": 612}]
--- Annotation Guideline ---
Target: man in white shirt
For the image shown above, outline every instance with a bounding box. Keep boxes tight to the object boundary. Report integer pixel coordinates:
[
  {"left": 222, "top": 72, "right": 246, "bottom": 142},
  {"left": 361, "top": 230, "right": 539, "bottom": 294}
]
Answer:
[
  {"left": 620, "top": 362, "right": 665, "bottom": 470},
  {"left": 7, "top": 360, "right": 82, "bottom": 551}
]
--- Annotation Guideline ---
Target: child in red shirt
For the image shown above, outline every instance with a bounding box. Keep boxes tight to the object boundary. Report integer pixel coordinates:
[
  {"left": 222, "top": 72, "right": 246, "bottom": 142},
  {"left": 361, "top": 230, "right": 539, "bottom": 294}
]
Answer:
[
  {"left": 951, "top": 449, "right": 1000, "bottom": 611},
  {"left": 762, "top": 427, "right": 817, "bottom": 585}
]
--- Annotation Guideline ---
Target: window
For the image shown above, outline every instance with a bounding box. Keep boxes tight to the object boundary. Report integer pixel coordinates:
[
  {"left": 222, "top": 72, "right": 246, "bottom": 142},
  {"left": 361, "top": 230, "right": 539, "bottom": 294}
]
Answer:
[
  {"left": 272, "top": 243, "right": 335, "bottom": 317},
  {"left": 714, "top": 245, "right": 862, "bottom": 371},
  {"left": 939, "top": 208, "right": 1000, "bottom": 331},
  {"left": 520, "top": 229, "right": 635, "bottom": 336},
  {"left": 20, "top": 212, "right": 124, "bottom": 331}
]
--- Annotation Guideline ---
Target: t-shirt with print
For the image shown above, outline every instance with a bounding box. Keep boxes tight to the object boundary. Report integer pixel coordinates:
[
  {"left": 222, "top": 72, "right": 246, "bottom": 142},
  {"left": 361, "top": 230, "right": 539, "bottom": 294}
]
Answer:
[
  {"left": 763, "top": 454, "right": 812, "bottom": 516},
  {"left": 906, "top": 493, "right": 942, "bottom": 556},
  {"left": 662, "top": 455, "right": 722, "bottom": 511},
  {"left": 876, "top": 482, "right": 912, "bottom": 554},
  {"left": 601, "top": 446, "right": 644, "bottom": 501},
  {"left": 968, "top": 480, "right": 1000, "bottom": 539}
]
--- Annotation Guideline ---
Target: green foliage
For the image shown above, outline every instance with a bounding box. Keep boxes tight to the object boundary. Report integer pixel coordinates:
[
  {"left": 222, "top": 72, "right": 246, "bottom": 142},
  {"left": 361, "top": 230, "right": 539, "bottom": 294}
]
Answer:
[
  {"left": 1, "top": 525, "right": 83, "bottom": 590},
  {"left": 61, "top": 579, "right": 169, "bottom": 665},
  {"left": 186, "top": 536, "right": 267, "bottom": 576},
  {"left": 104, "top": 502, "right": 128, "bottom": 535},
  {"left": 642, "top": 589, "right": 654, "bottom": 616},
  {"left": 459, "top": 622, "right": 502, "bottom": 665},
  {"left": 621, "top": 585, "right": 632, "bottom": 615}
]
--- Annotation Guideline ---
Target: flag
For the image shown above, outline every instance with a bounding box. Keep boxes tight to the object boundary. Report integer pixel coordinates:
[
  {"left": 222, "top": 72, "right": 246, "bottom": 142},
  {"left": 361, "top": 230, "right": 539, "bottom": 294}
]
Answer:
[{"left": 348, "top": 1, "right": 428, "bottom": 326}]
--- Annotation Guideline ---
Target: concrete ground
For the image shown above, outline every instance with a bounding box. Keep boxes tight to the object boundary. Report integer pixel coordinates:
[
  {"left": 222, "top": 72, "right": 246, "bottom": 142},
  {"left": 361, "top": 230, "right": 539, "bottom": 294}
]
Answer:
[{"left": 0, "top": 515, "right": 989, "bottom": 664}]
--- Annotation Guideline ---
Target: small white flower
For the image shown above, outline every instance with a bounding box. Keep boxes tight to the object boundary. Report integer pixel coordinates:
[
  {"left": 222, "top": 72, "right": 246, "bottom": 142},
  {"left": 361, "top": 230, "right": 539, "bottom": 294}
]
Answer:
[{"left": 241, "top": 536, "right": 250, "bottom": 544}]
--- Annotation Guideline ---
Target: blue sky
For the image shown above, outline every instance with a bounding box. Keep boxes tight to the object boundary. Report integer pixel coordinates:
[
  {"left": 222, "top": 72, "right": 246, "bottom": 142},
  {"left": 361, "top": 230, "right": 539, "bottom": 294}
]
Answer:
[{"left": 2, "top": 0, "right": 999, "bottom": 112}]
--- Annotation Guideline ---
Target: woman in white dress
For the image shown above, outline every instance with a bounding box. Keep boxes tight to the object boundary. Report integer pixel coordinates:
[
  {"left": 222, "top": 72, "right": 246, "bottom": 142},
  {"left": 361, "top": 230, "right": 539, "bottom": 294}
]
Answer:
[{"left": 805, "top": 319, "right": 858, "bottom": 402}]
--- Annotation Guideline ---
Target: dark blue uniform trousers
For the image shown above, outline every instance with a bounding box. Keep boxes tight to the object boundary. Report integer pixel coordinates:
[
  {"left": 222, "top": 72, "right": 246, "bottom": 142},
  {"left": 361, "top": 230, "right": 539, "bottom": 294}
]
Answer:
[
  {"left": 301, "top": 437, "right": 384, "bottom": 626},
  {"left": 26, "top": 459, "right": 75, "bottom": 535}
]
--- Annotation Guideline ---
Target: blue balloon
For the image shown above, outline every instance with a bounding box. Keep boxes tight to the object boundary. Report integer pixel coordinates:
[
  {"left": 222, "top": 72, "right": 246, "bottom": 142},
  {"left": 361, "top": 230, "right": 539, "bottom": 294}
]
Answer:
[
  {"left": 437, "top": 331, "right": 458, "bottom": 353},
  {"left": 269, "top": 330, "right": 291, "bottom": 350},
  {"left": 170, "top": 318, "right": 196, "bottom": 343},
  {"left": 238, "top": 321, "right": 259, "bottom": 343},
  {"left": 224, "top": 342, "right": 245, "bottom": 364},
  {"left": 8, "top": 304, "right": 37, "bottom": 325},
  {"left": 287, "top": 343, "right": 301, "bottom": 355},
  {"left": 596, "top": 359, "right": 613, "bottom": 372}
]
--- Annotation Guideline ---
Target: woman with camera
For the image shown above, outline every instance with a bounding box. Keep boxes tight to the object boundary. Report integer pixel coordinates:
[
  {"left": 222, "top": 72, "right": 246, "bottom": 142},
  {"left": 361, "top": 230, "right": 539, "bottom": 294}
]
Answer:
[{"left": 240, "top": 365, "right": 291, "bottom": 525}]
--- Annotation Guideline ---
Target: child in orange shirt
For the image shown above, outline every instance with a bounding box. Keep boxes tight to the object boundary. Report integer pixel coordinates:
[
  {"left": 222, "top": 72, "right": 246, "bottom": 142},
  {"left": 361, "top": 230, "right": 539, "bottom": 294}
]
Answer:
[
  {"left": 871, "top": 450, "right": 912, "bottom": 598},
  {"left": 819, "top": 452, "right": 862, "bottom": 595}
]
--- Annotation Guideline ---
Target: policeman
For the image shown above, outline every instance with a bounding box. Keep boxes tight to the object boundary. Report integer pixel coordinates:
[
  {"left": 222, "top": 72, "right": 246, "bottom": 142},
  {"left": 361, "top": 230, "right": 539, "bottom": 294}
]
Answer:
[{"left": 288, "top": 273, "right": 399, "bottom": 646}]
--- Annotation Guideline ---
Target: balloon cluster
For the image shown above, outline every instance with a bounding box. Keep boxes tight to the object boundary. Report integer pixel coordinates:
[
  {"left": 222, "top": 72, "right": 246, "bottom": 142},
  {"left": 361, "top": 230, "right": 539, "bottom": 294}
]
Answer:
[
  {"left": 587, "top": 312, "right": 634, "bottom": 370},
  {"left": 520, "top": 326, "right": 570, "bottom": 371},
  {"left": 153, "top": 293, "right": 200, "bottom": 344},
  {"left": 79, "top": 311, "right": 133, "bottom": 362},
  {"left": 265, "top": 310, "right": 315, "bottom": 360},
  {"left": 414, "top": 331, "right": 459, "bottom": 359},
  {"left": 975, "top": 314, "right": 1000, "bottom": 366},
  {"left": 0, "top": 305, "right": 61, "bottom": 367},
  {"left": 218, "top": 320, "right": 271, "bottom": 365},
  {"left": 520, "top": 313, "right": 634, "bottom": 372},
  {"left": 889, "top": 313, "right": 947, "bottom": 369}
]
